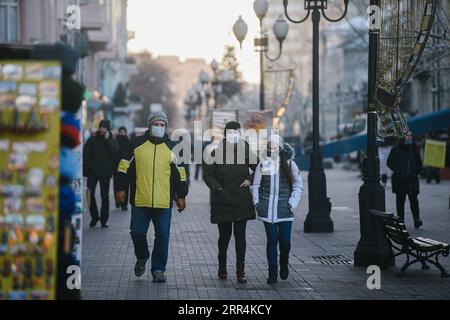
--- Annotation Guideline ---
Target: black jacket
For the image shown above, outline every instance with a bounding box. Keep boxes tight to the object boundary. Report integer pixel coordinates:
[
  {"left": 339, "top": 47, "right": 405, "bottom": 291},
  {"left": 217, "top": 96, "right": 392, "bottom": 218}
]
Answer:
[
  {"left": 115, "top": 135, "right": 133, "bottom": 169},
  {"left": 203, "top": 139, "right": 257, "bottom": 224},
  {"left": 83, "top": 133, "right": 119, "bottom": 178},
  {"left": 387, "top": 141, "right": 422, "bottom": 194},
  {"left": 113, "top": 135, "right": 133, "bottom": 191}
]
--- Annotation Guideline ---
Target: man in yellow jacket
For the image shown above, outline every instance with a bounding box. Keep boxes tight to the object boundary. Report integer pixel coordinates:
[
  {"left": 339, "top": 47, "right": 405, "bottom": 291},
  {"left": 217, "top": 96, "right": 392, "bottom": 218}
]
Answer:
[{"left": 116, "top": 111, "right": 188, "bottom": 282}]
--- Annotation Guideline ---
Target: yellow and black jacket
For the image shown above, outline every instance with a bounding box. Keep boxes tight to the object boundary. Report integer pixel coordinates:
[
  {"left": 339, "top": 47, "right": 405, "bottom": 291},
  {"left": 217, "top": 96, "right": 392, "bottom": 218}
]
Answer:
[{"left": 116, "top": 131, "right": 188, "bottom": 208}]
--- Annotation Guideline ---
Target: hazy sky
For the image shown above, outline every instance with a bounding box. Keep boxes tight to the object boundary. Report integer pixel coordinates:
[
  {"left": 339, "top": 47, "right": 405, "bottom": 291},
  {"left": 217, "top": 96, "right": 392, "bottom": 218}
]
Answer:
[{"left": 127, "top": 0, "right": 264, "bottom": 83}]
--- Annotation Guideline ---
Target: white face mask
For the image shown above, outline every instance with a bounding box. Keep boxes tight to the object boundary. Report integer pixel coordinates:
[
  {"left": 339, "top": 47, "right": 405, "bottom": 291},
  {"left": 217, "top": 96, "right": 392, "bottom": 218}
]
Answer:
[
  {"left": 226, "top": 131, "right": 240, "bottom": 144},
  {"left": 268, "top": 148, "right": 280, "bottom": 159},
  {"left": 151, "top": 125, "right": 165, "bottom": 138}
]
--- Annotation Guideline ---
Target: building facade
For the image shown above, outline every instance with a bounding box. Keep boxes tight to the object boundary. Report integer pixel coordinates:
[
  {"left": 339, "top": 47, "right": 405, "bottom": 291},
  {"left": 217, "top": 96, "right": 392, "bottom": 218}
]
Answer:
[
  {"left": 1, "top": 0, "right": 136, "bottom": 106},
  {"left": 405, "top": 0, "right": 450, "bottom": 115},
  {"left": 264, "top": 0, "right": 449, "bottom": 140},
  {"left": 155, "top": 56, "right": 211, "bottom": 129}
]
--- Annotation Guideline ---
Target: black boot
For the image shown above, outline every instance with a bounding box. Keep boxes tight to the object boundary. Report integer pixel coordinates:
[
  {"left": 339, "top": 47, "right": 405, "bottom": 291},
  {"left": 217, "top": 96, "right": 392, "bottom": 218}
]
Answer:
[
  {"left": 280, "top": 260, "right": 289, "bottom": 280},
  {"left": 414, "top": 219, "right": 423, "bottom": 229},
  {"left": 89, "top": 218, "right": 98, "bottom": 227},
  {"left": 236, "top": 263, "right": 247, "bottom": 284},
  {"left": 267, "top": 265, "right": 278, "bottom": 284},
  {"left": 218, "top": 256, "right": 227, "bottom": 280},
  {"left": 412, "top": 211, "right": 423, "bottom": 229}
]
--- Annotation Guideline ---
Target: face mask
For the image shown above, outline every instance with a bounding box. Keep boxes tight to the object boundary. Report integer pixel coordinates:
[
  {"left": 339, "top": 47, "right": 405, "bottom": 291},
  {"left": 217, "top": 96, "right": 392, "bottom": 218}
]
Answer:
[
  {"left": 151, "top": 125, "right": 165, "bottom": 138},
  {"left": 226, "top": 132, "right": 240, "bottom": 144},
  {"left": 268, "top": 148, "right": 280, "bottom": 159},
  {"left": 404, "top": 139, "right": 412, "bottom": 145}
]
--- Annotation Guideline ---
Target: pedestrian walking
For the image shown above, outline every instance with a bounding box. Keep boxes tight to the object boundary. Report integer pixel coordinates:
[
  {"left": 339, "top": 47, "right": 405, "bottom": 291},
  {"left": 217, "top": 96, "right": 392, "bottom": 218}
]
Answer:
[
  {"left": 115, "top": 111, "right": 188, "bottom": 282},
  {"left": 203, "top": 121, "right": 257, "bottom": 284},
  {"left": 114, "top": 127, "right": 133, "bottom": 211},
  {"left": 378, "top": 136, "right": 396, "bottom": 187},
  {"left": 387, "top": 131, "right": 423, "bottom": 228},
  {"left": 83, "top": 119, "right": 118, "bottom": 228},
  {"left": 251, "top": 135, "right": 303, "bottom": 284}
]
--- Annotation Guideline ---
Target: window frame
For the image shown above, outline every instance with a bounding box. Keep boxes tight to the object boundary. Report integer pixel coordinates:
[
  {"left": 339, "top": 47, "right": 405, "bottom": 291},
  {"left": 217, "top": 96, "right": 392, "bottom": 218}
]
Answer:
[{"left": 0, "top": 0, "right": 20, "bottom": 42}]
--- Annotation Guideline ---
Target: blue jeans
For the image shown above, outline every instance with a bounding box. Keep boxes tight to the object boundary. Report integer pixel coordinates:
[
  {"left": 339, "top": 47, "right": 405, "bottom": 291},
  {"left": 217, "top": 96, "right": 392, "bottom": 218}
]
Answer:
[
  {"left": 130, "top": 206, "right": 172, "bottom": 273},
  {"left": 263, "top": 221, "right": 293, "bottom": 267}
]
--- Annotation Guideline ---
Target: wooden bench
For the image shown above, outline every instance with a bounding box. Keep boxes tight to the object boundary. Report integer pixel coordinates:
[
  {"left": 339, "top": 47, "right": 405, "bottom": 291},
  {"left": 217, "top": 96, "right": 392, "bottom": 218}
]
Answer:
[{"left": 370, "top": 209, "right": 450, "bottom": 278}]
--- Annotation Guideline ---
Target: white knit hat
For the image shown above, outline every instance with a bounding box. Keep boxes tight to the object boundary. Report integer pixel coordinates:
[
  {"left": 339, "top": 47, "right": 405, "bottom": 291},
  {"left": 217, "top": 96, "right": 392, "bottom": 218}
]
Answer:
[{"left": 268, "top": 134, "right": 284, "bottom": 146}]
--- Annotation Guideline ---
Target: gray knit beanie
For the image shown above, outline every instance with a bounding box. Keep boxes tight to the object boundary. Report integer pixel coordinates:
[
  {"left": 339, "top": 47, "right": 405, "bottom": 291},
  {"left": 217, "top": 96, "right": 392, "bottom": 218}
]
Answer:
[{"left": 148, "top": 111, "right": 168, "bottom": 127}]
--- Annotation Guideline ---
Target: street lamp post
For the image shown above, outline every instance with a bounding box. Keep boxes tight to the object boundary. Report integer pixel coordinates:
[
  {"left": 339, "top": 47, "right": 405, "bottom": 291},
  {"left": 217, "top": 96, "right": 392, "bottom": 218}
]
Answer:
[
  {"left": 199, "top": 63, "right": 232, "bottom": 112},
  {"left": 199, "top": 70, "right": 211, "bottom": 111},
  {"left": 233, "top": 0, "right": 289, "bottom": 110},
  {"left": 283, "top": 0, "right": 349, "bottom": 233},
  {"left": 354, "top": 0, "right": 393, "bottom": 267}
]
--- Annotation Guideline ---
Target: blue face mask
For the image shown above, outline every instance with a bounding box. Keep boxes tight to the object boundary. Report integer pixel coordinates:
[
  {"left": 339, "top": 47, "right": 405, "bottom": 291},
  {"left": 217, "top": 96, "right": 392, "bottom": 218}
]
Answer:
[
  {"left": 404, "top": 139, "right": 412, "bottom": 145},
  {"left": 151, "top": 125, "right": 165, "bottom": 138}
]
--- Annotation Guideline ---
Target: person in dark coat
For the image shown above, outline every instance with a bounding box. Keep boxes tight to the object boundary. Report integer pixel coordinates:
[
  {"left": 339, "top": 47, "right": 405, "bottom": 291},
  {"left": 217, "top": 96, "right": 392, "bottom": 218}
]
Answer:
[
  {"left": 83, "top": 119, "right": 119, "bottom": 228},
  {"left": 203, "top": 121, "right": 257, "bottom": 284},
  {"left": 114, "top": 127, "right": 133, "bottom": 211},
  {"left": 387, "top": 132, "right": 423, "bottom": 228}
]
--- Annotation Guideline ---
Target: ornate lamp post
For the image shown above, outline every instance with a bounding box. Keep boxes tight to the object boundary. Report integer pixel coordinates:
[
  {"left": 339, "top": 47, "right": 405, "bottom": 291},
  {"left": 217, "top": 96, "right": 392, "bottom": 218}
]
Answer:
[
  {"left": 233, "top": 0, "right": 289, "bottom": 110},
  {"left": 353, "top": 0, "right": 391, "bottom": 267},
  {"left": 210, "top": 59, "right": 222, "bottom": 109},
  {"left": 199, "top": 70, "right": 212, "bottom": 111},
  {"left": 283, "top": 0, "right": 349, "bottom": 233},
  {"left": 203, "top": 60, "right": 233, "bottom": 110},
  {"left": 184, "top": 86, "right": 203, "bottom": 122}
]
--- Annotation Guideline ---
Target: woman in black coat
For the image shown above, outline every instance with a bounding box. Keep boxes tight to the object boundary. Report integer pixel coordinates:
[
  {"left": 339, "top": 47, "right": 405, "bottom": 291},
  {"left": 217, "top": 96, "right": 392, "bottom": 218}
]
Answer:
[
  {"left": 203, "top": 121, "right": 257, "bottom": 284},
  {"left": 387, "top": 132, "right": 423, "bottom": 228}
]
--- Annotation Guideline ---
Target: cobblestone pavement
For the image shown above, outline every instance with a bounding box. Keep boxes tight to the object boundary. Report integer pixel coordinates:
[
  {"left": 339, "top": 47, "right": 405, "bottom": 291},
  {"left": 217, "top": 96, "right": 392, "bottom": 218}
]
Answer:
[{"left": 81, "top": 166, "right": 450, "bottom": 300}]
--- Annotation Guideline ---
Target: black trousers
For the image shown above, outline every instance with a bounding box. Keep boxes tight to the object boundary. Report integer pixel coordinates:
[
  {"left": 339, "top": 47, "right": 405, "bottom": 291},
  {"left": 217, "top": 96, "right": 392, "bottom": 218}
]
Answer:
[
  {"left": 194, "top": 163, "right": 202, "bottom": 180},
  {"left": 396, "top": 192, "right": 420, "bottom": 222},
  {"left": 87, "top": 176, "right": 110, "bottom": 224},
  {"left": 217, "top": 220, "right": 247, "bottom": 266},
  {"left": 426, "top": 167, "right": 440, "bottom": 183}
]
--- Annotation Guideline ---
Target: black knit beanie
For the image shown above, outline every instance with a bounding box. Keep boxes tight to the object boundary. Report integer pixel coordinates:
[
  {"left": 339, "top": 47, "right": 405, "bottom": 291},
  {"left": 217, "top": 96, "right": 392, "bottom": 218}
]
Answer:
[
  {"left": 98, "top": 119, "right": 111, "bottom": 131},
  {"left": 224, "top": 121, "right": 241, "bottom": 135}
]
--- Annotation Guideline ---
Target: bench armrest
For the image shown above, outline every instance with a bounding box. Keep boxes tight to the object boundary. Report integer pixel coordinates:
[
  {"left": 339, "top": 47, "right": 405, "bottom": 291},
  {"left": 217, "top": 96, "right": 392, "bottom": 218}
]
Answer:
[{"left": 369, "top": 209, "right": 395, "bottom": 218}]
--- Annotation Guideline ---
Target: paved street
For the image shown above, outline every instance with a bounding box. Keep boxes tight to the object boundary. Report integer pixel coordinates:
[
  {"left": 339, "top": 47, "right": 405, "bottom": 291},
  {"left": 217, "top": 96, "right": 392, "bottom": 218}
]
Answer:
[{"left": 81, "top": 166, "right": 450, "bottom": 300}]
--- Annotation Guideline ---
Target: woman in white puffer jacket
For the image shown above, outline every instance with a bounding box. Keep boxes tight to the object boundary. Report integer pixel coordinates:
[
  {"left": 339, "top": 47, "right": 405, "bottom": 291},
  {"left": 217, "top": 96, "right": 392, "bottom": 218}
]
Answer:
[{"left": 251, "top": 135, "right": 303, "bottom": 284}]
